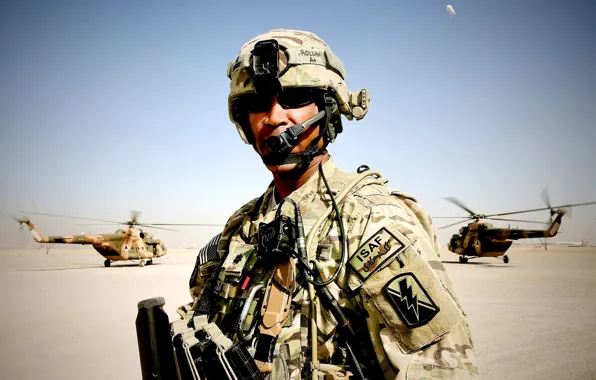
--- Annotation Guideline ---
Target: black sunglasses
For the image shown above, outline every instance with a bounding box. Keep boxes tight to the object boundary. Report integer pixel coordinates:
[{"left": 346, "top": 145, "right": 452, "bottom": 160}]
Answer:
[{"left": 237, "top": 88, "right": 318, "bottom": 114}]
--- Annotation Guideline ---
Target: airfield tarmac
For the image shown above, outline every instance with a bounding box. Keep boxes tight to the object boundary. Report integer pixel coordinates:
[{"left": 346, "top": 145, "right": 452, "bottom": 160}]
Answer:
[{"left": 1, "top": 245, "right": 595, "bottom": 380}]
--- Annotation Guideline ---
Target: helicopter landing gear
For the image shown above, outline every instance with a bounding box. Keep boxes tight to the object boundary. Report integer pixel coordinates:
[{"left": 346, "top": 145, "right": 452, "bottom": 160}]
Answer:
[
  {"left": 503, "top": 255, "right": 509, "bottom": 264},
  {"left": 139, "top": 260, "right": 146, "bottom": 267},
  {"left": 458, "top": 256, "right": 468, "bottom": 263},
  {"left": 104, "top": 260, "right": 111, "bottom": 267}
]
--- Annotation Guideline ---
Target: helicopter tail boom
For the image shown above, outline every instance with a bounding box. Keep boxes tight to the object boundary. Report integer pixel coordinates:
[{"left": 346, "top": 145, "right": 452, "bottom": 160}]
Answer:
[
  {"left": 544, "top": 209, "right": 565, "bottom": 237},
  {"left": 17, "top": 218, "right": 48, "bottom": 243},
  {"left": 485, "top": 209, "right": 566, "bottom": 240},
  {"left": 17, "top": 218, "right": 110, "bottom": 245}
]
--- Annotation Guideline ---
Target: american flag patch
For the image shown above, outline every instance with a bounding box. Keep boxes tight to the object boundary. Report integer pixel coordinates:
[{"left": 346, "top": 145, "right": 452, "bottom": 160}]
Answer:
[
  {"left": 189, "top": 233, "right": 222, "bottom": 289},
  {"left": 197, "top": 233, "right": 221, "bottom": 266}
]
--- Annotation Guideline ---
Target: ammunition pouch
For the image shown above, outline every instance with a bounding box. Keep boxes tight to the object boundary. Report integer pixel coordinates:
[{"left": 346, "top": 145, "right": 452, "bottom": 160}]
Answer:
[
  {"left": 170, "top": 311, "right": 265, "bottom": 380},
  {"left": 136, "top": 296, "right": 264, "bottom": 380}
]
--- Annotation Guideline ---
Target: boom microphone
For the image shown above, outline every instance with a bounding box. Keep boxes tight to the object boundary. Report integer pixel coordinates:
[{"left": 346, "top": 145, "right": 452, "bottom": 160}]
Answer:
[{"left": 264, "top": 110, "right": 325, "bottom": 155}]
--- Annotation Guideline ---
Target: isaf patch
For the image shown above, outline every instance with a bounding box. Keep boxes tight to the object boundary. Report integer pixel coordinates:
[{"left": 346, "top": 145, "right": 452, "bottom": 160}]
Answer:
[
  {"left": 349, "top": 227, "right": 405, "bottom": 281},
  {"left": 384, "top": 273, "right": 440, "bottom": 328}
]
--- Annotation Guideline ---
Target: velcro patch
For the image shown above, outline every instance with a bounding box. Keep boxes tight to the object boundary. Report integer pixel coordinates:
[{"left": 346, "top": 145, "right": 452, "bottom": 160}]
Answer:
[
  {"left": 189, "top": 233, "right": 221, "bottom": 289},
  {"left": 384, "top": 273, "right": 439, "bottom": 328},
  {"left": 348, "top": 227, "right": 405, "bottom": 281},
  {"left": 197, "top": 233, "right": 222, "bottom": 266}
]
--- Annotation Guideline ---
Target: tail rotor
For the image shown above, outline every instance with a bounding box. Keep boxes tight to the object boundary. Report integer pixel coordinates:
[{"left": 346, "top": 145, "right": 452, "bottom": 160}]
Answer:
[
  {"left": 542, "top": 188, "right": 576, "bottom": 220},
  {"left": 1, "top": 208, "right": 30, "bottom": 246},
  {"left": 541, "top": 188, "right": 556, "bottom": 222}
]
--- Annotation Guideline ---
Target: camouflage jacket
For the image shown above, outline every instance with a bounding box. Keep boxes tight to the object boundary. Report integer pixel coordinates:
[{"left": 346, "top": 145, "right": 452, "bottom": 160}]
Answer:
[{"left": 187, "top": 158, "right": 479, "bottom": 380}]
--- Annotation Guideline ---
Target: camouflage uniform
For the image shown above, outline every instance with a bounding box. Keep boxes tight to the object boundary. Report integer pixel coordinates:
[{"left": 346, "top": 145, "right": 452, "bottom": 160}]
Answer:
[
  {"left": 184, "top": 28, "right": 479, "bottom": 380},
  {"left": 188, "top": 158, "right": 479, "bottom": 380}
]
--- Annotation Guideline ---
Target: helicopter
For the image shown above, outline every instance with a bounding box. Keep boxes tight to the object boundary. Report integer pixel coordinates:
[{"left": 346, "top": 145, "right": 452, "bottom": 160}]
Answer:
[
  {"left": 16, "top": 210, "right": 223, "bottom": 267},
  {"left": 434, "top": 192, "right": 596, "bottom": 264}
]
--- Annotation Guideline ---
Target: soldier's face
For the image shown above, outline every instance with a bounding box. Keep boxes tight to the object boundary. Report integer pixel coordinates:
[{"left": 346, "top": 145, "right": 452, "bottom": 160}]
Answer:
[{"left": 247, "top": 96, "right": 322, "bottom": 174}]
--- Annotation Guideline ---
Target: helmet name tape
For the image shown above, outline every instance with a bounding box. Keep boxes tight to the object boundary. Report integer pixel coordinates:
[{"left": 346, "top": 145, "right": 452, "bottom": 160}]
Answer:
[
  {"left": 286, "top": 48, "right": 345, "bottom": 79},
  {"left": 227, "top": 48, "right": 346, "bottom": 82}
]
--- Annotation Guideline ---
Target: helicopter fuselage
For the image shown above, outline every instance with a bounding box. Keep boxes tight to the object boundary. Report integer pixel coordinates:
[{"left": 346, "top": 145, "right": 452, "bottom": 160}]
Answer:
[
  {"left": 19, "top": 219, "right": 167, "bottom": 265},
  {"left": 449, "top": 231, "right": 513, "bottom": 258},
  {"left": 448, "top": 211, "right": 565, "bottom": 262},
  {"left": 87, "top": 231, "right": 166, "bottom": 261}
]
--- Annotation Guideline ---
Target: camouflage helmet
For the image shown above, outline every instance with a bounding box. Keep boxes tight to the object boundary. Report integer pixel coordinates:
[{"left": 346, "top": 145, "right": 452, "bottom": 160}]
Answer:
[{"left": 226, "top": 29, "right": 370, "bottom": 144}]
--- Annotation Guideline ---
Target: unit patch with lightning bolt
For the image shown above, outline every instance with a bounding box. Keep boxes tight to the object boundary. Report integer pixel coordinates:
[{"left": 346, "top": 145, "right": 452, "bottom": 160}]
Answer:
[{"left": 384, "top": 273, "right": 440, "bottom": 328}]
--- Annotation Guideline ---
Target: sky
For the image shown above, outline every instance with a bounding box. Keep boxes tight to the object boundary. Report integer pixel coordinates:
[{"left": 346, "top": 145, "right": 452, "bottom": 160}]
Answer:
[{"left": 1, "top": 0, "right": 595, "bottom": 250}]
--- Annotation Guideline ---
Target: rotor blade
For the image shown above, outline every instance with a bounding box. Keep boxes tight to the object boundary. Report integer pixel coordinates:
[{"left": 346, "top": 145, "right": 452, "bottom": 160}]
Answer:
[
  {"left": 77, "top": 222, "right": 181, "bottom": 231},
  {"left": 75, "top": 223, "right": 122, "bottom": 226},
  {"left": 485, "top": 206, "right": 553, "bottom": 217},
  {"left": 430, "top": 216, "right": 471, "bottom": 219},
  {"left": 2, "top": 209, "right": 30, "bottom": 246},
  {"left": 437, "top": 219, "right": 470, "bottom": 230},
  {"left": 19, "top": 211, "right": 122, "bottom": 224},
  {"left": 137, "top": 224, "right": 179, "bottom": 232},
  {"left": 142, "top": 223, "right": 226, "bottom": 227},
  {"left": 443, "top": 197, "right": 477, "bottom": 217},
  {"left": 130, "top": 210, "right": 142, "bottom": 224},
  {"left": 484, "top": 217, "right": 549, "bottom": 225},
  {"left": 18, "top": 223, "right": 28, "bottom": 246},
  {"left": 541, "top": 188, "right": 552, "bottom": 209},
  {"left": 485, "top": 201, "right": 596, "bottom": 218}
]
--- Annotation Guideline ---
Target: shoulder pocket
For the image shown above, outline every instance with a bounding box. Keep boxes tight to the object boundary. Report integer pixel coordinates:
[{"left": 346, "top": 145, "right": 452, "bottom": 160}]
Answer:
[
  {"left": 189, "top": 233, "right": 223, "bottom": 289},
  {"left": 351, "top": 233, "right": 464, "bottom": 353}
]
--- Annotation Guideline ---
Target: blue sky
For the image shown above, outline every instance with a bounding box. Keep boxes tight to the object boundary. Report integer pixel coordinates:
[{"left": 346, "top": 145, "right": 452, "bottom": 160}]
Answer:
[{"left": 1, "top": 0, "right": 595, "bottom": 249}]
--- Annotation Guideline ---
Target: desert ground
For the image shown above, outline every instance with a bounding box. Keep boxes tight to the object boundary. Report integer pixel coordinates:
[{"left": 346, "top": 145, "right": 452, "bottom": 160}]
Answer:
[{"left": 1, "top": 245, "right": 595, "bottom": 380}]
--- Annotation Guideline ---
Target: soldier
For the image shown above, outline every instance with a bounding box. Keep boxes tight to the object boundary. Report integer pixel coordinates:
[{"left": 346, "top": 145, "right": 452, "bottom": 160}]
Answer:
[{"left": 184, "top": 29, "right": 479, "bottom": 379}]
